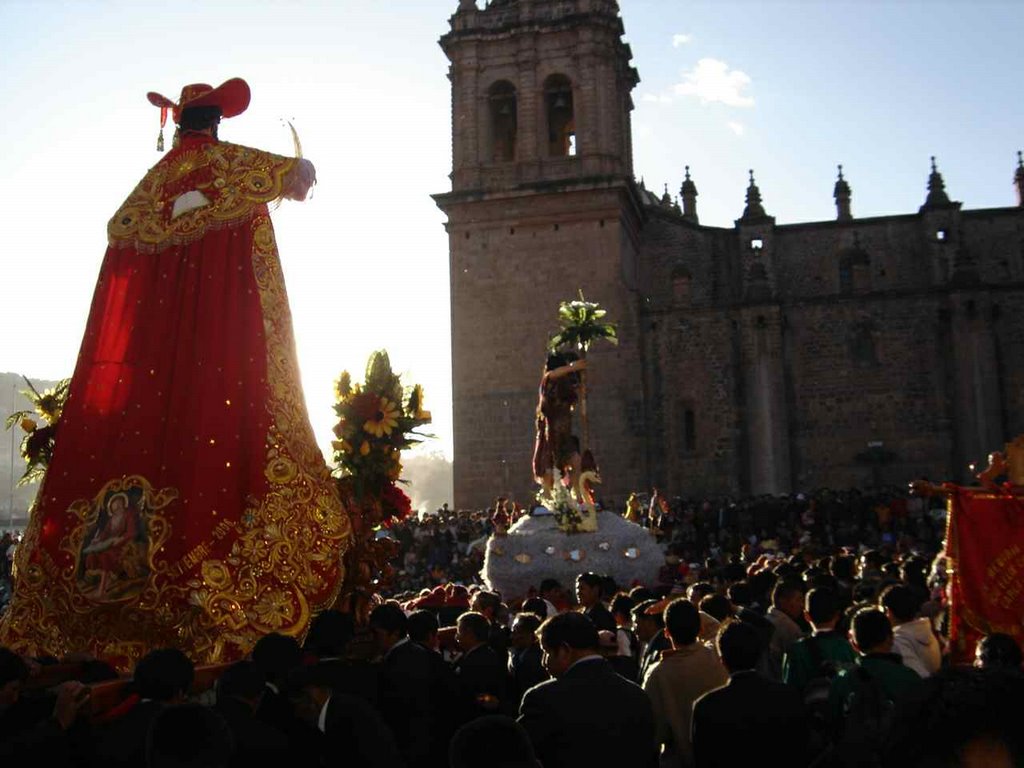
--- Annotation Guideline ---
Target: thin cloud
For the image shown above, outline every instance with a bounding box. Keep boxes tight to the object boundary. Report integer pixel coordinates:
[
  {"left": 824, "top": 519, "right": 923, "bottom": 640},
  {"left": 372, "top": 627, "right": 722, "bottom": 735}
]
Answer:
[
  {"left": 672, "top": 33, "right": 693, "bottom": 47},
  {"left": 673, "top": 58, "right": 754, "bottom": 107},
  {"left": 641, "top": 93, "right": 673, "bottom": 104},
  {"left": 728, "top": 121, "right": 745, "bottom": 136}
]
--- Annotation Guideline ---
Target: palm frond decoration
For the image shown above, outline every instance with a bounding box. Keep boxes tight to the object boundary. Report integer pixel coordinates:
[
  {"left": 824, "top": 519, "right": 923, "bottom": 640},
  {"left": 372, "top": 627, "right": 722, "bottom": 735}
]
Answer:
[
  {"left": 546, "top": 290, "right": 618, "bottom": 451},
  {"left": 548, "top": 289, "right": 618, "bottom": 354}
]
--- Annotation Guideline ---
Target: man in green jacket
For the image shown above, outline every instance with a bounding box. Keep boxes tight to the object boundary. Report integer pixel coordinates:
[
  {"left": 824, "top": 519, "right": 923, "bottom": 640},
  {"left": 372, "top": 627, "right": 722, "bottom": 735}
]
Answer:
[
  {"left": 828, "top": 607, "right": 921, "bottom": 763},
  {"left": 783, "top": 588, "right": 857, "bottom": 693}
]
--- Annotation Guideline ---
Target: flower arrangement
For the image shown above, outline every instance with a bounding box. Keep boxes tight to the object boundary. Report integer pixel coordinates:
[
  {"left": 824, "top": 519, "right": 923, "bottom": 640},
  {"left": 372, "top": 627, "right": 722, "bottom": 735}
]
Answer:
[
  {"left": 330, "top": 351, "right": 431, "bottom": 612},
  {"left": 4, "top": 376, "right": 70, "bottom": 486},
  {"left": 536, "top": 468, "right": 596, "bottom": 534},
  {"left": 331, "top": 350, "right": 430, "bottom": 504}
]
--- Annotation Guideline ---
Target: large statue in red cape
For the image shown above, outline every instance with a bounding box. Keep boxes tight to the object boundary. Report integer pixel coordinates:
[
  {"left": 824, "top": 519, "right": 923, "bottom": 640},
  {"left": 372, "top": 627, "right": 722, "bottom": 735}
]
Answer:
[{"left": 0, "top": 79, "right": 351, "bottom": 667}]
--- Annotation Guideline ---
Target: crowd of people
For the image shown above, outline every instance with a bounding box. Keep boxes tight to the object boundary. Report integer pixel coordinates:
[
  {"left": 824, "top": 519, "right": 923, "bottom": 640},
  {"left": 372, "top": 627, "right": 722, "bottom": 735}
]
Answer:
[
  {"left": 384, "top": 486, "right": 946, "bottom": 598},
  {"left": 2, "top": 486, "right": 1023, "bottom": 767}
]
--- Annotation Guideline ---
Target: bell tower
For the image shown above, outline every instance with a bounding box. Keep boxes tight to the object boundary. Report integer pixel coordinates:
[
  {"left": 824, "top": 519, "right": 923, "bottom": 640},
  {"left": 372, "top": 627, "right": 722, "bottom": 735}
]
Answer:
[{"left": 434, "top": 0, "right": 647, "bottom": 509}]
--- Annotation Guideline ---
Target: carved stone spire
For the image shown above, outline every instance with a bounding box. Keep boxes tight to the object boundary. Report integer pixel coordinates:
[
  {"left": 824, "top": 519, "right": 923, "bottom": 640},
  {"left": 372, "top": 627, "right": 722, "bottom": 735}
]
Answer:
[
  {"left": 741, "top": 169, "right": 767, "bottom": 221},
  {"left": 661, "top": 183, "right": 673, "bottom": 207},
  {"left": 921, "top": 155, "right": 952, "bottom": 210},
  {"left": 680, "top": 165, "right": 698, "bottom": 223},
  {"left": 833, "top": 164, "right": 852, "bottom": 221}
]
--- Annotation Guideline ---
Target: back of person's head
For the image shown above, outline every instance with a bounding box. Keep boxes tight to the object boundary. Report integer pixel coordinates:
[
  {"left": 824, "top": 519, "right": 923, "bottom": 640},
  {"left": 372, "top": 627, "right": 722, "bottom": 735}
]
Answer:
[
  {"left": 772, "top": 562, "right": 799, "bottom": 582},
  {"left": 251, "top": 633, "right": 302, "bottom": 684},
  {"left": 879, "top": 584, "right": 919, "bottom": 623},
  {"left": 747, "top": 570, "right": 775, "bottom": 605},
  {"left": 473, "top": 590, "right": 502, "bottom": 615},
  {"left": 521, "top": 597, "right": 548, "bottom": 620},
  {"left": 458, "top": 611, "right": 491, "bottom": 644},
  {"left": 303, "top": 610, "right": 354, "bottom": 657},
  {"left": 539, "top": 578, "right": 561, "bottom": 596},
  {"left": 511, "top": 612, "right": 542, "bottom": 637},
  {"left": 850, "top": 607, "right": 892, "bottom": 653},
  {"left": 449, "top": 715, "right": 541, "bottom": 768},
  {"left": 631, "top": 599, "right": 665, "bottom": 628},
  {"left": 576, "top": 572, "right": 603, "bottom": 590},
  {"left": 664, "top": 598, "right": 700, "bottom": 646},
  {"left": 831, "top": 554, "right": 855, "bottom": 581},
  {"left": 216, "top": 661, "right": 266, "bottom": 703},
  {"left": 147, "top": 703, "right": 233, "bottom": 768},
  {"left": 975, "top": 633, "right": 1023, "bottom": 671},
  {"left": 727, "top": 581, "right": 752, "bottom": 606},
  {"left": 369, "top": 602, "right": 409, "bottom": 636},
  {"left": 805, "top": 588, "right": 839, "bottom": 627},
  {"left": 0, "top": 647, "right": 29, "bottom": 687},
  {"left": 862, "top": 549, "right": 885, "bottom": 571},
  {"left": 719, "top": 560, "right": 744, "bottom": 583},
  {"left": 900, "top": 556, "right": 929, "bottom": 588},
  {"left": 771, "top": 580, "right": 803, "bottom": 609},
  {"left": 629, "top": 585, "right": 657, "bottom": 603},
  {"left": 609, "top": 593, "right": 634, "bottom": 620},
  {"left": 687, "top": 581, "right": 715, "bottom": 604},
  {"left": 133, "top": 648, "right": 194, "bottom": 701},
  {"left": 408, "top": 609, "right": 440, "bottom": 644},
  {"left": 538, "top": 612, "right": 599, "bottom": 652},
  {"left": 716, "top": 620, "right": 762, "bottom": 673},
  {"left": 699, "top": 594, "right": 732, "bottom": 623},
  {"left": 177, "top": 106, "right": 223, "bottom": 134}
]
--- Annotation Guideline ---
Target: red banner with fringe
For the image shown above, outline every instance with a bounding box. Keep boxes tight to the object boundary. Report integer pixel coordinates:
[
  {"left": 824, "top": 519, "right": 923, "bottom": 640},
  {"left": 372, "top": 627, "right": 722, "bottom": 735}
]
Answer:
[{"left": 946, "top": 488, "right": 1024, "bottom": 664}]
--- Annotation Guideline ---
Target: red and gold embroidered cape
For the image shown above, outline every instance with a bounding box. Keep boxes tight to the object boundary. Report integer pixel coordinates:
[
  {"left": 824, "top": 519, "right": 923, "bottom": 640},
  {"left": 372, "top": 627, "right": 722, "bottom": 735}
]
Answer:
[{"left": 0, "top": 135, "right": 350, "bottom": 668}]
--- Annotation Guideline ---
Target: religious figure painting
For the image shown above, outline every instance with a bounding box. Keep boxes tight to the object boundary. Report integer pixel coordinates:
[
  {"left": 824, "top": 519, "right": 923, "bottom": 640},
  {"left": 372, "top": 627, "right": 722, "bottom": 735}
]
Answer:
[{"left": 77, "top": 487, "right": 150, "bottom": 602}]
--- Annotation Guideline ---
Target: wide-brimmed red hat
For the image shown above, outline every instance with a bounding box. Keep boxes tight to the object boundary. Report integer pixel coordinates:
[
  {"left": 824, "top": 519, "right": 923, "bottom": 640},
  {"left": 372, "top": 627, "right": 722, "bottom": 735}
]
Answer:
[{"left": 147, "top": 77, "right": 250, "bottom": 123}]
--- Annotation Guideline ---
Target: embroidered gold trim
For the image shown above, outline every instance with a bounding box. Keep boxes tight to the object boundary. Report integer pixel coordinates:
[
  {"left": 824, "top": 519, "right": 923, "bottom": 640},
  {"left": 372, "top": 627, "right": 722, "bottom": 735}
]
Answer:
[
  {"left": 172, "top": 213, "right": 350, "bottom": 660},
  {"left": 107, "top": 142, "right": 297, "bottom": 253}
]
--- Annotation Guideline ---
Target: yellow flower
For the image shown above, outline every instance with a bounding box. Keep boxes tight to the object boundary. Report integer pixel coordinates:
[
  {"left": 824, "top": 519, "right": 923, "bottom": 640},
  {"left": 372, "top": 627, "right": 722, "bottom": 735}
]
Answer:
[
  {"left": 363, "top": 397, "right": 400, "bottom": 437},
  {"left": 409, "top": 384, "right": 432, "bottom": 422},
  {"left": 331, "top": 439, "right": 351, "bottom": 453},
  {"left": 360, "top": 441, "right": 371, "bottom": 456}
]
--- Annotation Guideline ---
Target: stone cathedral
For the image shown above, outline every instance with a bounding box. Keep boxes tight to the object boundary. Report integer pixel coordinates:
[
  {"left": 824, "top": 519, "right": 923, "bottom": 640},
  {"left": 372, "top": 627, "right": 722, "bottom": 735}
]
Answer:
[{"left": 433, "top": 0, "right": 1024, "bottom": 510}]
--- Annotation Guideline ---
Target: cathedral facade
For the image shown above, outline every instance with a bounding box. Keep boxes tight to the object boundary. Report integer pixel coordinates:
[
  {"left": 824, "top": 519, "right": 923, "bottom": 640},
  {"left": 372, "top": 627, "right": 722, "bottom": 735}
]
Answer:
[{"left": 434, "top": 0, "right": 1024, "bottom": 510}]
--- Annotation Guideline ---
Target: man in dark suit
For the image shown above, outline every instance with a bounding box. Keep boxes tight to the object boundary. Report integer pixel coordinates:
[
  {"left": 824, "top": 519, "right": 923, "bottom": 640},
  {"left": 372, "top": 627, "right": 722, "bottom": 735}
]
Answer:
[
  {"left": 691, "top": 620, "right": 809, "bottom": 768},
  {"left": 288, "top": 662, "right": 403, "bottom": 768},
  {"left": 303, "top": 609, "right": 379, "bottom": 707},
  {"left": 371, "top": 602, "right": 436, "bottom": 768},
  {"left": 453, "top": 611, "right": 509, "bottom": 722},
  {"left": 507, "top": 612, "right": 547, "bottom": 710},
  {"left": 517, "top": 612, "right": 657, "bottom": 768},
  {"left": 214, "top": 661, "right": 289, "bottom": 768},
  {"left": 575, "top": 572, "right": 617, "bottom": 633},
  {"left": 632, "top": 599, "right": 671, "bottom": 684}
]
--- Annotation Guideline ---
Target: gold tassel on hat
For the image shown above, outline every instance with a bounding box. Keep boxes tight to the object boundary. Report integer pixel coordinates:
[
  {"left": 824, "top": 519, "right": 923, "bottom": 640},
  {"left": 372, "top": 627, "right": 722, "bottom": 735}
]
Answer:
[{"left": 156, "top": 106, "right": 169, "bottom": 152}]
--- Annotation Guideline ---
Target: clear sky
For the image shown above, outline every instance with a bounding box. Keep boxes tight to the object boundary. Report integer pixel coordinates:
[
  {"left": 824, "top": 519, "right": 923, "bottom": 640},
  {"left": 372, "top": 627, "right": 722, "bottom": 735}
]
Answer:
[{"left": 1, "top": 0, "right": 1021, "bottom": 463}]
